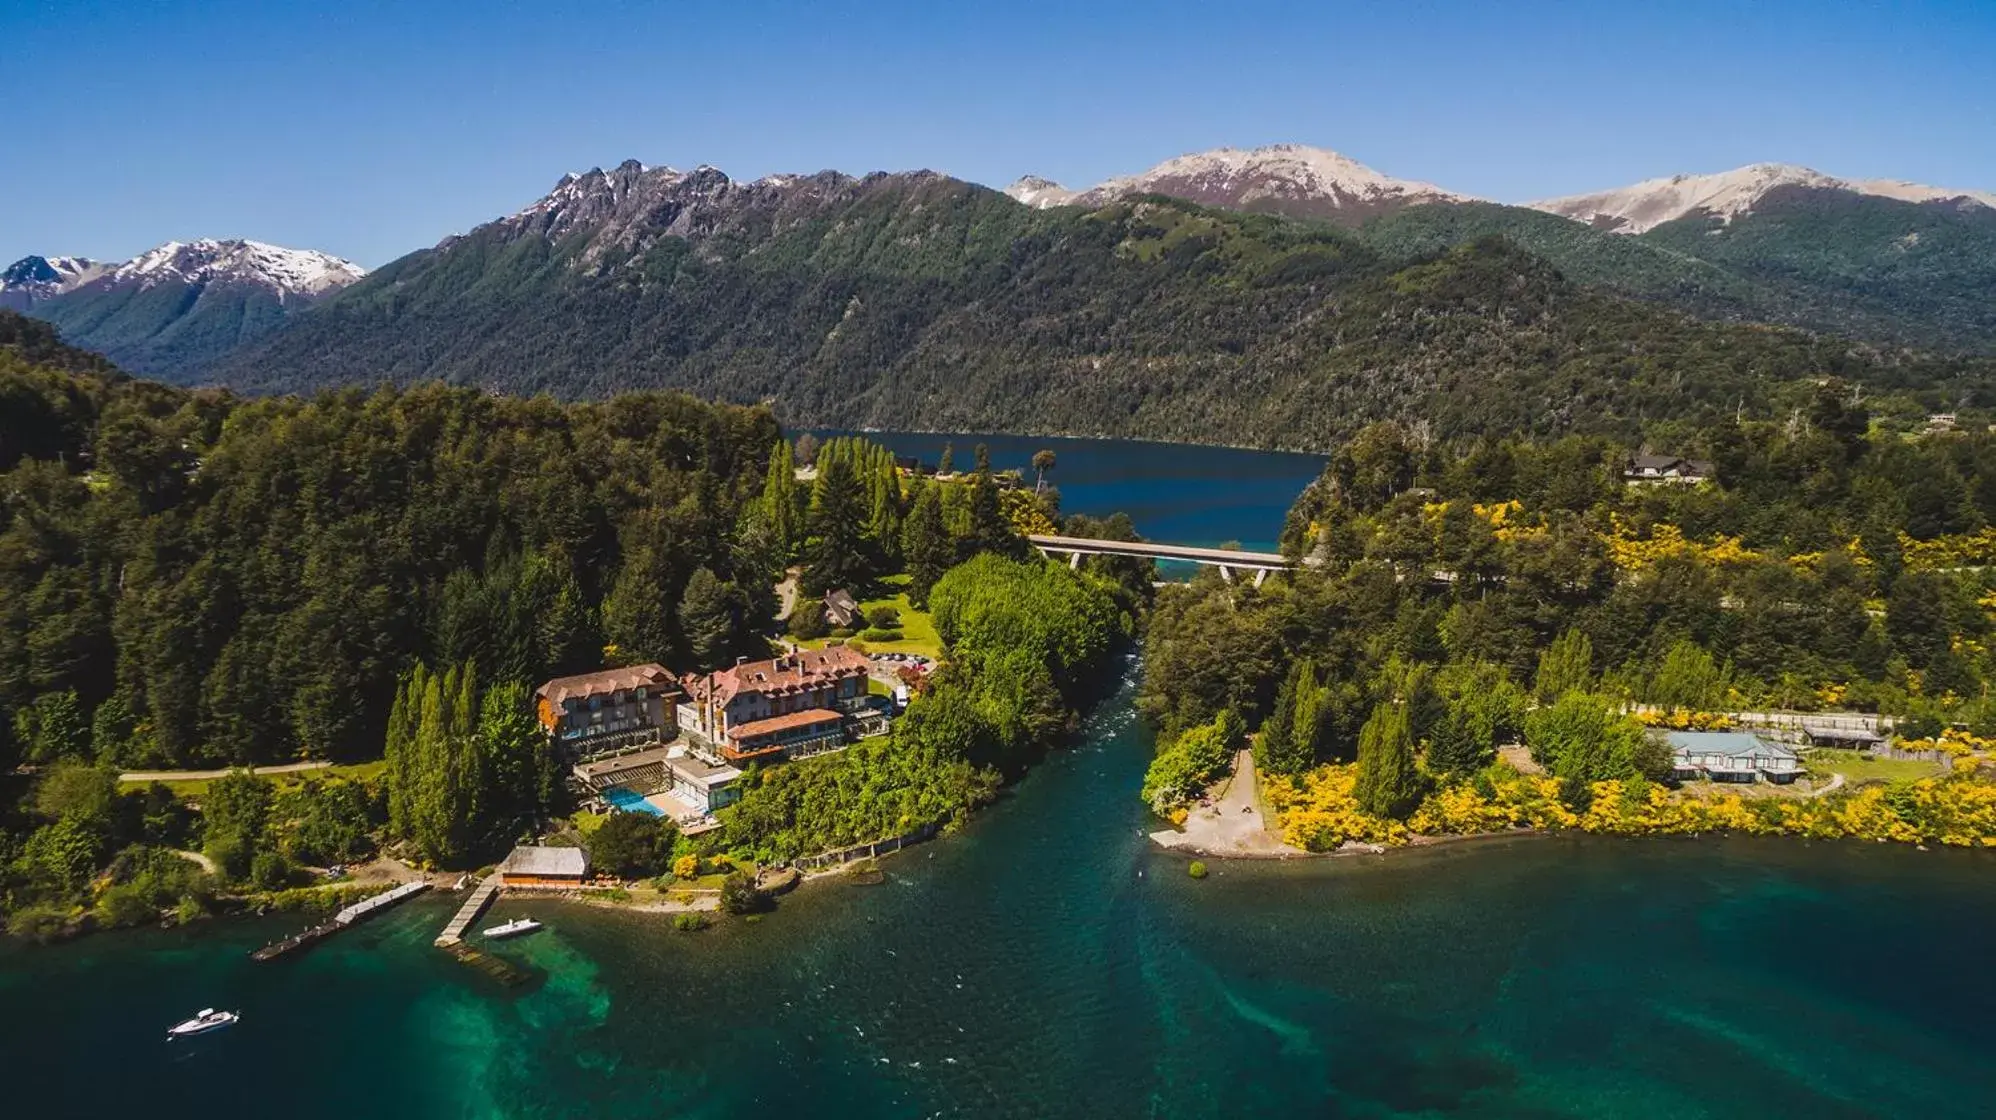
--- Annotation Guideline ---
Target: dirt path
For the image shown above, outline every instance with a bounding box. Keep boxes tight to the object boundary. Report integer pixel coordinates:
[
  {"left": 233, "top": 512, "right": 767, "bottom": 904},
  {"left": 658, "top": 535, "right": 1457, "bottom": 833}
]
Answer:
[
  {"left": 173, "top": 849, "right": 219, "bottom": 875},
  {"left": 1151, "top": 749, "right": 1304, "bottom": 858},
  {"left": 120, "top": 760, "right": 332, "bottom": 782},
  {"left": 775, "top": 571, "right": 800, "bottom": 622}
]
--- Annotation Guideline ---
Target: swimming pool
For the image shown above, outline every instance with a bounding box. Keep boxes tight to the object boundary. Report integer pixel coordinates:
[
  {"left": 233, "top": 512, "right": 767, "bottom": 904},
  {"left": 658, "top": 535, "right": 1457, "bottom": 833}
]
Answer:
[{"left": 601, "top": 785, "right": 665, "bottom": 816}]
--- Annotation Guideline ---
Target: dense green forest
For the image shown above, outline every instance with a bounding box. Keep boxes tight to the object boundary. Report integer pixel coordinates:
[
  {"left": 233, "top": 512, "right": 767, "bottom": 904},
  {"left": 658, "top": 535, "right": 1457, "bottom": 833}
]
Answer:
[
  {"left": 1139, "top": 397, "right": 1996, "bottom": 847},
  {"left": 205, "top": 171, "right": 1996, "bottom": 449},
  {"left": 1, "top": 315, "right": 1129, "bottom": 935},
  {"left": 2, "top": 315, "right": 780, "bottom": 771}
]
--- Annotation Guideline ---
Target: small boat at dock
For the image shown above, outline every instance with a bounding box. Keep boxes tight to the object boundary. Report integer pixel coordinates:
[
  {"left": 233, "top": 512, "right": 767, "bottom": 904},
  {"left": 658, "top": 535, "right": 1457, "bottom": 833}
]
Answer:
[
  {"left": 483, "top": 917, "right": 543, "bottom": 940},
  {"left": 167, "top": 1008, "right": 239, "bottom": 1039}
]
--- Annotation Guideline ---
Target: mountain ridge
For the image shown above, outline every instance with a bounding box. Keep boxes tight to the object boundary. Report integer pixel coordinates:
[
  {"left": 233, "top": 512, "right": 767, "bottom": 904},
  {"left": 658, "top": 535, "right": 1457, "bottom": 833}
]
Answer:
[
  {"left": 1005, "top": 143, "right": 1474, "bottom": 224},
  {"left": 1527, "top": 162, "right": 1996, "bottom": 233},
  {"left": 202, "top": 167, "right": 1994, "bottom": 450},
  {"left": 11, "top": 238, "right": 366, "bottom": 376}
]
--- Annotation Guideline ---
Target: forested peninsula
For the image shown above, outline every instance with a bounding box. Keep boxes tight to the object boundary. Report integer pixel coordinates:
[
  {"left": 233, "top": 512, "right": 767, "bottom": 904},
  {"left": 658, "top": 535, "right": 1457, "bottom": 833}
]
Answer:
[
  {"left": 1140, "top": 400, "right": 1996, "bottom": 851},
  {"left": 0, "top": 312, "right": 1133, "bottom": 940}
]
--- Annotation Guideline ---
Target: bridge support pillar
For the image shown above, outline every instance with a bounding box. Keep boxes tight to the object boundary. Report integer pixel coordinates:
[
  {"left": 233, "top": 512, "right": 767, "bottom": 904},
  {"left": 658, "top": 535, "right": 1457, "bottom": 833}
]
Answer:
[
  {"left": 1217, "top": 565, "right": 1234, "bottom": 584},
  {"left": 1068, "top": 551, "right": 1082, "bottom": 570},
  {"left": 1253, "top": 568, "right": 1268, "bottom": 588}
]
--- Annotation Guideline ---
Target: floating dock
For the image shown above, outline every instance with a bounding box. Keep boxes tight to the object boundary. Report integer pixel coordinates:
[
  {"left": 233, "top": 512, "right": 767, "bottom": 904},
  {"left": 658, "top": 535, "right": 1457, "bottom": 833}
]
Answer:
[
  {"left": 249, "top": 880, "right": 433, "bottom": 962},
  {"left": 434, "top": 876, "right": 501, "bottom": 947}
]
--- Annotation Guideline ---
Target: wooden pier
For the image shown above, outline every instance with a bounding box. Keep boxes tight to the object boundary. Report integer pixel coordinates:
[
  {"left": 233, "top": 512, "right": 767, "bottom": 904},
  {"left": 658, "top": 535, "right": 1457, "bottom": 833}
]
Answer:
[
  {"left": 335, "top": 880, "right": 429, "bottom": 925},
  {"left": 435, "top": 876, "right": 500, "bottom": 947},
  {"left": 250, "top": 880, "right": 433, "bottom": 962}
]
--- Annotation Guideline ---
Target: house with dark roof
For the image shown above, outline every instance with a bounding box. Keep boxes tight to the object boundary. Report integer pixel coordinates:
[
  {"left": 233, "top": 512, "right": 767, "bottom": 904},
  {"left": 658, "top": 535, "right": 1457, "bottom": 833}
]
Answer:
[
  {"left": 823, "top": 588, "right": 861, "bottom": 629},
  {"left": 1625, "top": 453, "right": 1714, "bottom": 485},
  {"left": 1667, "top": 731, "right": 1802, "bottom": 783},
  {"left": 679, "top": 645, "right": 876, "bottom": 762},
  {"left": 535, "top": 664, "right": 683, "bottom": 751}
]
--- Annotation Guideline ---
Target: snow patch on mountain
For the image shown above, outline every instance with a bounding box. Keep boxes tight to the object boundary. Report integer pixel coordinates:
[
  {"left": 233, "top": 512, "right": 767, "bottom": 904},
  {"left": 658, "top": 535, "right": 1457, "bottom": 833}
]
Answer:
[
  {"left": 1003, "top": 175, "right": 1079, "bottom": 208},
  {"left": 108, "top": 239, "right": 366, "bottom": 295},
  {"left": 1005, "top": 144, "right": 1475, "bottom": 220},
  {"left": 1528, "top": 163, "right": 1996, "bottom": 233},
  {"left": 0, "top": 255, "right": 113, "bottom": 310}
]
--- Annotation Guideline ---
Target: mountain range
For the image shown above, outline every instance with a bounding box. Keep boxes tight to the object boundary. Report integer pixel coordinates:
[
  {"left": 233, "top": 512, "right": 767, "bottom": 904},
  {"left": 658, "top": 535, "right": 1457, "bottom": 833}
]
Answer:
[
  {"left": 1004, "top": 143, "right": 1474, "bottom": 223},
  {"left": 1, "top": 240, "right": 365, "bottom": 375},
  {"left": 10, "top": 144, "right": 1995, "bottom": 447}
]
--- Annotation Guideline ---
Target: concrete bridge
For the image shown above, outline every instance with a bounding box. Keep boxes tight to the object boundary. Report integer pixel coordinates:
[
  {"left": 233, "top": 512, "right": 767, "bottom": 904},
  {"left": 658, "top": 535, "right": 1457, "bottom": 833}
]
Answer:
[{"left": 1027, "top": 534, "right": 1309, "bottom": 586}]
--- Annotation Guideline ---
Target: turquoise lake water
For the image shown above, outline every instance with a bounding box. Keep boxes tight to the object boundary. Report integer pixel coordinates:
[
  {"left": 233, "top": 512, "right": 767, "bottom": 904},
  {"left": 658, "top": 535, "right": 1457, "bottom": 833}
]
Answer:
[{"left": 4, "top": 434, "right": 1992, "bottom": 1118}]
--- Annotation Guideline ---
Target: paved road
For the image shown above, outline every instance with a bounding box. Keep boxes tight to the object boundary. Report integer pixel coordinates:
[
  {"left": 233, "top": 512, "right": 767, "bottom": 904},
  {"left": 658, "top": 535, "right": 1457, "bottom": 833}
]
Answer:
[{"left": 120, "top": 760, "right": 333, "bottom": 782}]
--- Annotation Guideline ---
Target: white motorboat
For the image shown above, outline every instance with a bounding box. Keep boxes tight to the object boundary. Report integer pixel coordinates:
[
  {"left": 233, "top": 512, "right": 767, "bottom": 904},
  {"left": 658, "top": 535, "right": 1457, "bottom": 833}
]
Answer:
[
  {"left": 482, "top": 917, "right": 543, "bottom": 940},
  {"left": 167, "top": 1008, "right": 239, "bottom": 1039}
]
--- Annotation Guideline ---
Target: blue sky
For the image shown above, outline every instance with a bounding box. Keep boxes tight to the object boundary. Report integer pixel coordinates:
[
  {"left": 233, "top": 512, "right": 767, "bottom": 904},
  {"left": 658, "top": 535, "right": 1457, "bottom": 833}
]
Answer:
[{"left": 8, "top": 0, "right": 1995, "bottom": 268}]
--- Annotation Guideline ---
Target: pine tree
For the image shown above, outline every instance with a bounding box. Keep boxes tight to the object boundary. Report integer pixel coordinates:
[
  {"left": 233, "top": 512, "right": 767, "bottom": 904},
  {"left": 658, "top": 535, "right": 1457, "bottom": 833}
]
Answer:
[
  {"left": 1354, "top": 701, "right": 1422, "bottom": 820},
  {"left": 602, "top": 547, "right": 673, "bottom": 665},
  {"left": 965, "top": 444, "right": 1011, "bottom": 558},
  {"left": 518, "top": 548, "right": 596, "bottom": 681},
  {"left": 802, "top": 450, "right": 873, "bottom": 596},
  {"left": 903, "top": 480, "right": 952, "bottom": 608},
  {"left": 759, "top": 440, "right": 802, "bottom": 561},
  {"left": 678, "top": 567, "right": 739, "bottom": 671},
  {"left": 1257, "top": 659, "right": 1323, "bottom": 776},
  {"left": 1256, "top": 663, "right": 1298, "bottom": 774}
]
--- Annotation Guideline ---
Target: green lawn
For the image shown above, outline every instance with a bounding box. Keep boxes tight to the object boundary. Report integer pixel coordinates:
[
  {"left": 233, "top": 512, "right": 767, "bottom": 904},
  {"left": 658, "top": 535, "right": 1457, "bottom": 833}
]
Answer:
[
  {"left": 801, "top": 573, "right": 944, "bottom": 660},
  {"left": 1804, "top": 748, "right": 1946, "bottom": 786}
]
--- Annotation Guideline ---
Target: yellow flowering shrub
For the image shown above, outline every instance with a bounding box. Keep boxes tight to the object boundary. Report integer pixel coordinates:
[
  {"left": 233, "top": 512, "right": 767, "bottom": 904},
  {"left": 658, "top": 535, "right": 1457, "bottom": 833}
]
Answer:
[
  {"left": 1273, "top": 762, "right": 1996, "bottom": 853},
  {"left": 1894, "top": 729, "right": 1992, "bottom": 758},
  {"left": 1898, "top": 778, "right": 1996, "bottom": 846},
  {"left": 1900, "top": 527, "right": 1996, "bottom": 571},
  {"left": 1265, "top": 766, "right": 1408, "bottom": 850},
  {"left": 1635, "top": 708, "right": 1735, "bottom": 731},
  {"left": 1001, "top": 490, "right": 1058, "bottom": 536},
  {"left": 1408, "top": 782, "right": 1516, "bottom": 835},
  {"left": 1604, "top": 515, "right": 1760, "bottom": 572}
]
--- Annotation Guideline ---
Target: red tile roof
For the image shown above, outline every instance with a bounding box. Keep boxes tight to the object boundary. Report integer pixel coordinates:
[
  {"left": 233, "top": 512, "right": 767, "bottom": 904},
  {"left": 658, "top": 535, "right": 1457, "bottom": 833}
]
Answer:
[
  {"left": 535, "top": 664, "right": 680, "bottom": 707},
  {"left": 688, "top": 645, "right": 870, "bottom": 709},
  {"left": 728, "top": 708, "right": 843, "bottom": 742}
]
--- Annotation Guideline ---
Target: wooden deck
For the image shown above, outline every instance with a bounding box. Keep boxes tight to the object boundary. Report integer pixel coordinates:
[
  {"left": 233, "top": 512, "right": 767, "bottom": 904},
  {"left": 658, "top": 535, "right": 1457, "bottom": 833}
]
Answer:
[{"left": 434, "top": 877, "right": 501, "bottom": 947}]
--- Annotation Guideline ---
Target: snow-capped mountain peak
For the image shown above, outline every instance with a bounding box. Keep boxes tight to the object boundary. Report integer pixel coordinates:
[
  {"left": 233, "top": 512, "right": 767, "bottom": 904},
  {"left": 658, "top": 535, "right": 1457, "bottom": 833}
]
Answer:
[
  {"left": 0, "top": 255, "right": 111, "bottom": 310},
  {"left": 1527, "top": 163, "right": 1996, "bottom": 233},
  {"left": 1005, "top": 144, "right": 1476, "bottom": 223},
  {"left": 1002, "top": 175, "right": 1079, "bottom": 208},
  {"left": 108, "top": 239, "right": 366, "bottom": 296}
]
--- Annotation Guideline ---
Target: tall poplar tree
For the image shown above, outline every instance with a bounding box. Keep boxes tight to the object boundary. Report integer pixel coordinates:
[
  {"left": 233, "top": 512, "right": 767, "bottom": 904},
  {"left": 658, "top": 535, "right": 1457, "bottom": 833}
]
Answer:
[
  {"left": 1534, "top": 628, "right": 1594, "bottom": 702},
  {"left": 1354, "top": 700, "right": 1422, "bottom": 820},
  {"left": 759, "top": 439, "right": 802, "bottom": 562}
]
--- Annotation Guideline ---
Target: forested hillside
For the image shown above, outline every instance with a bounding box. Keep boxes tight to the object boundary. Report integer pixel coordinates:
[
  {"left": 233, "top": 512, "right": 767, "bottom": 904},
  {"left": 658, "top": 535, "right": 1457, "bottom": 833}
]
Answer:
[
  {"left": 207, "top": 169, "right": 1996, "bottom": 450},
  {"left": 1359, "top": 190, "right": 1996, "bottom": 353},
  {"left": 0, "top": 310, "right": 780, "bottom": 770}
]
